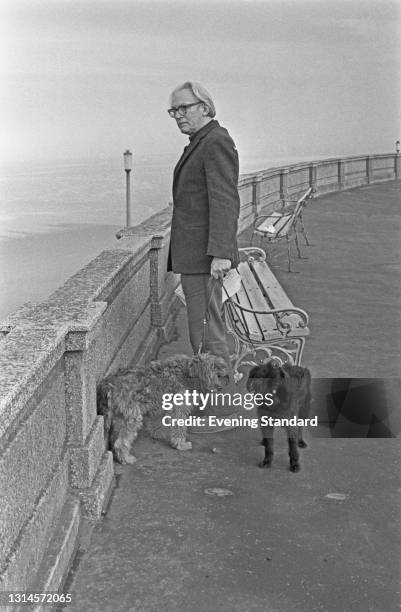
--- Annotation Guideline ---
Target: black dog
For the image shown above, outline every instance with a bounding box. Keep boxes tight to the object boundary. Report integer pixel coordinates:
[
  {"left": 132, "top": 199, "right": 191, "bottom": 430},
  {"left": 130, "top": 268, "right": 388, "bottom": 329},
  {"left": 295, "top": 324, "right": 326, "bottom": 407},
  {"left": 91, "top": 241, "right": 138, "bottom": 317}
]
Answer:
[{"left": 247, "top": 361, "right": 312, "bottom": 472}]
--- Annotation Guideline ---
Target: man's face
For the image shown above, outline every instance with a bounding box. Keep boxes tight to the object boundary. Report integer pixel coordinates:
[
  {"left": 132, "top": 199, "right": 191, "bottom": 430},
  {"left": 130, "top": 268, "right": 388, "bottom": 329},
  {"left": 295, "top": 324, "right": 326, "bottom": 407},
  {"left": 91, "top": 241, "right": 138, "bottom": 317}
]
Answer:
[{"left": 170, "top": 88, "right": 209, "bottom": 135}]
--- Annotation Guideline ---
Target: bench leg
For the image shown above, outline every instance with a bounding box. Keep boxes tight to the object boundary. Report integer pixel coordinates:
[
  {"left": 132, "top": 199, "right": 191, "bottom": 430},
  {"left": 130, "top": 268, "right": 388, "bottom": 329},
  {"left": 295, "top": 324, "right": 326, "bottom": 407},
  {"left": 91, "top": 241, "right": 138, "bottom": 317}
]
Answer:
[
  {"left": 295, "top": 231, "right": 308, "bottom": 260},
  {"left": 294, "top": 337, "right": 306, "bottom": 365},
  {"left": 225, "top": 328, "right": 258, "bottom": 374},
  {"left": 301, "top": 226, "right": 311, "bottom": 246},
  {"left": 266, "top": 339, "right": 304, "bottom": 366},
  {"left": 226, "top": 330, "right": 298, "bottom": 374},
  {"left": 267, "top": 340, "right": 305, "bottom": 366},
  {"left": 264, "top": 244, "right": 273, "bottom": 262},
  {"left": 286, "top": 236, "right": 291, "bottom": 271},
  {"left": 299, "top": 214, "right": 312, "bottom": 246},
  {"left": 295, "top": 232, "right": 302, "bottom": 258},
  {"left": 227, "top": 336, "right": 306, "bottom": 372},
  {"left": 286, "top": 236, "right": 299, "bottom": 273}
]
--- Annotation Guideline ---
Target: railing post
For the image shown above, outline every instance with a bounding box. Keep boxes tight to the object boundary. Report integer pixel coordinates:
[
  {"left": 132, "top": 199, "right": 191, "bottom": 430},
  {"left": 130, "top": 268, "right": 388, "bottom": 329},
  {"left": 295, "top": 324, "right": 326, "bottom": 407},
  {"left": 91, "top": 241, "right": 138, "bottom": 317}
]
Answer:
[
  {"left": 309, "top": 162, "right": 317, "bottom": 193},
  {"left": 338, "top": 159, "right": 345, "bottom": 190},
  {"left": 280, "top": 168, "right": 289, "bottom": 203},
  {"left": 395, "top": 154, "right": 400, "bottom": 180},
  {"left": 366, "top": 156, "right": 372, "bottom": 184},
  {"left": 149, "top": 233, "right": 171, "bottom": 329},
  {"left": 64, "top": 324, "right": 115, "bottom": 519},
  {"left": 252, "top": 175, "right": 262, "bottom": 217}
]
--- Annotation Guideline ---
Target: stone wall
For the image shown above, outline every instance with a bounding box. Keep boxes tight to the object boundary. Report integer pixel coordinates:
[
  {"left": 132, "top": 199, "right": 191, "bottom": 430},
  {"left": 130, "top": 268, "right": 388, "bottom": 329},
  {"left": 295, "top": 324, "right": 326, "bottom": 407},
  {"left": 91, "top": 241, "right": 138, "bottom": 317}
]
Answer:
[
  {"left": 0, "top": 207, "right": 179, "bottom": 607},
  {"left": 0, "top": 152, "right": 399, "bottom": 605}
]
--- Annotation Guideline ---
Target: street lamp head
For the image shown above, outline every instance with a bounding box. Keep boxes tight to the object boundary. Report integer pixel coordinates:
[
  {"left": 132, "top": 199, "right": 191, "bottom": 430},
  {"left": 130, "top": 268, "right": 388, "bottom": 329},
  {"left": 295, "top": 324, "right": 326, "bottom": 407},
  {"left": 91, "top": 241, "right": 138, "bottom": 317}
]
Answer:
[
  {"left": 124, "top": 149, "right": 133, "bottom": 171},
  {"left": 396, "top": 140, "right": 400, "bottom": 154}
]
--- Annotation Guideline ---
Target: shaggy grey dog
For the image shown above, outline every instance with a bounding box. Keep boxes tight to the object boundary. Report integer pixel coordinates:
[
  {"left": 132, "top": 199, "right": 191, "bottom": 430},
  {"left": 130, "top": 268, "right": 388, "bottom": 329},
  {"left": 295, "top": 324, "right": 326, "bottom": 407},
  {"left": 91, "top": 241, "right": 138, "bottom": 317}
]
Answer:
[{"left": 98, "top": 353, "right": 230, "bottom": 464}]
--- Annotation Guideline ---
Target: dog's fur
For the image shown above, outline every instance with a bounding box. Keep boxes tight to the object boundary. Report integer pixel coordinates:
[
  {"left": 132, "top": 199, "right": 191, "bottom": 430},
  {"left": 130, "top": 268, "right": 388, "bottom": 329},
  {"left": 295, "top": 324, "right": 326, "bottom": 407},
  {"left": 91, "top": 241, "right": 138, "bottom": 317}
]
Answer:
[
  {"left": 97, "top": 353, "right": 230, "bottom": 464},
  {"left": 246, "top": 361, "right": 312, "bottom": 472}
]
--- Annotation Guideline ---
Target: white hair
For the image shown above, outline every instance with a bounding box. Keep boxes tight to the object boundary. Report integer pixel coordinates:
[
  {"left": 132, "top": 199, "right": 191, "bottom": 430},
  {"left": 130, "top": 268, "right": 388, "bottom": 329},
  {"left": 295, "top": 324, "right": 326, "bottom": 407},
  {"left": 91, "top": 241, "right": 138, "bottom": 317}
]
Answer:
[{"left": 170, "top": 81, "right": 216, "bottom": 118}]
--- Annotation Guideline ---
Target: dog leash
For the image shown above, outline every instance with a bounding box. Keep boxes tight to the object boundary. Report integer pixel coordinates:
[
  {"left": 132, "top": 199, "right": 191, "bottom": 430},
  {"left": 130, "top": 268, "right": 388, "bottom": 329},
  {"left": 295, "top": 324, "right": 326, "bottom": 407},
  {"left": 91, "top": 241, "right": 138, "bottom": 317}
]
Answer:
[
  {"left": 197, "top": 276, "right": 220, "bottom": 355},
  {"left": 198, "top": 272, "right": 258, "bottom": 351},
  {"left": 197, "top": 272, "right": 258, "bottom": 354},
  {"left": 220, "top": 274, "right": 259, "bottom": 354}
]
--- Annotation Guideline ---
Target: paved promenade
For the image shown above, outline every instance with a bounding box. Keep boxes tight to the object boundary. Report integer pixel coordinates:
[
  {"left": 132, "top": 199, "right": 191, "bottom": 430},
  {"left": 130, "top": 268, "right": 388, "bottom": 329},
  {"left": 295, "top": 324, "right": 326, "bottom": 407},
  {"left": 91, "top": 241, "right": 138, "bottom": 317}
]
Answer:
[{"left": 66, "top": 182, "right": 401, "bottom": 612}]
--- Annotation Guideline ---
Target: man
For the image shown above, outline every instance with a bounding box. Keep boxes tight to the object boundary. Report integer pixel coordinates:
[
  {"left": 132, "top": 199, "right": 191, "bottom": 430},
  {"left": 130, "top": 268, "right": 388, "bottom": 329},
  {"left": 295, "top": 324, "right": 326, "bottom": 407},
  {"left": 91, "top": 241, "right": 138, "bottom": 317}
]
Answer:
[{"left": 167, "top": 81, "right": 240, "bottom": 374}]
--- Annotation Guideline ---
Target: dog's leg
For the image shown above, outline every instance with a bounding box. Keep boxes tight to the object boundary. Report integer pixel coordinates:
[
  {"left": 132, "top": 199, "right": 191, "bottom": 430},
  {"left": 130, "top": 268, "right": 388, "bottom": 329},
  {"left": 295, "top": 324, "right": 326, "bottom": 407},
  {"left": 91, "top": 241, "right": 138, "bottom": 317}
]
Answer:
[
  {"left": 170, "top": 418, "right": 192, "bottom": 450},
  {"left": 113, "top": 431, "right": 137, "bottom": 465},
  {"left": 287, "top": 426, "right": 300, "bottom": 472},
  {"left": 170, "top": 436, "right": 192, "bottom": 451},
  {"left": 298, "top": 380, "right": 312, "bottom": 448},
  {"left": 259, "top": 422, "right": 274, "bottom": 467},
  {"left": 111, "top": 413, "right": 142, "bottom": 465},
  {"left": 259, "top": 437, "right": 274, "bottom": 468},
  {"left": 170, "top": 424, "right": 192, "bottom": 451},
  {"left": 145, "top": 408, "right": 192, "bottom": 450},
  {"left": 298, "top": 426, "right": 307, "bottom": 448},
  {"left": 169, "top": 405, "right": 192, "bottom": 451}
]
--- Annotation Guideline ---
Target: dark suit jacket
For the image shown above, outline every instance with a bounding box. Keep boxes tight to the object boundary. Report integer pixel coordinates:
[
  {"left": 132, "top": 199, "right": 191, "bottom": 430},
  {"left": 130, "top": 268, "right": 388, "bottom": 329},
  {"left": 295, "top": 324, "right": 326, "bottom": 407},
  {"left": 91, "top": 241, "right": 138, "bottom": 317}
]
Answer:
[{"left": 167, "top": 120, "right": 240, "bottom": 274}]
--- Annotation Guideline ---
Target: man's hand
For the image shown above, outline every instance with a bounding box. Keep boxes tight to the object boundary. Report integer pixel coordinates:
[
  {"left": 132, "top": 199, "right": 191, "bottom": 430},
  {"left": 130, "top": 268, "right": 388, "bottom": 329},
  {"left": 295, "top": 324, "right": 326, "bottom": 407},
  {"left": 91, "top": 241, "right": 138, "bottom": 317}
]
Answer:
[{"left": 210, "top": 257, "right": 231, "bottom": 280}]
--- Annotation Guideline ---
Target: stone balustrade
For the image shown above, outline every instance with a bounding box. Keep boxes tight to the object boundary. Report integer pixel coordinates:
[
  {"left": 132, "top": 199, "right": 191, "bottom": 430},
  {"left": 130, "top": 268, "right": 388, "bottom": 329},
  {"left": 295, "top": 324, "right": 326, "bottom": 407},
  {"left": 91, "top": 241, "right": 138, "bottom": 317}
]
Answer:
[{"left": 237, "top": 152, "right": 400, "bottom": 232}]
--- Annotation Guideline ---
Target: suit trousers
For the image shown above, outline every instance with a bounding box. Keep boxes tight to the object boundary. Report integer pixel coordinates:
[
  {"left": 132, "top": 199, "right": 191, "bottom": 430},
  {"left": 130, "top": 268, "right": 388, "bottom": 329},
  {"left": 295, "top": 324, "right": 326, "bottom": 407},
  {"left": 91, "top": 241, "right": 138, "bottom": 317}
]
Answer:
[{"left": 180, "top": 274, "right": 232, "bottom": 371}]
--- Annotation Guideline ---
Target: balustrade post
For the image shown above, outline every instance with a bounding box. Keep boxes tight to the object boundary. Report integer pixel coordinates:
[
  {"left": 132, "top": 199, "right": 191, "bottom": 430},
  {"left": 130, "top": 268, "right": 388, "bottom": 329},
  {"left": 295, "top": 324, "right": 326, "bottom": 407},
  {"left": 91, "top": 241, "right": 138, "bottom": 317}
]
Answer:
[
  {"left": 280, "top": 168, "right": 289, "bottom": 203},
  {"left": 252, "top": 175, "right": 262, "bottom": 217},
  {"left": 309, "top": 162, "right": 317, "bottom": 193},
  {"left": 395, "top": 154, "right": 400, "bottom": 180},
  {"left": 338, "top": 159, "right": 345, "bottom": 190},
  {"left": 64, "top": 325, "right": 115, "bottom": 519},
  {"left": 366, "top": 156, "right": 373, "bottom": 184}
]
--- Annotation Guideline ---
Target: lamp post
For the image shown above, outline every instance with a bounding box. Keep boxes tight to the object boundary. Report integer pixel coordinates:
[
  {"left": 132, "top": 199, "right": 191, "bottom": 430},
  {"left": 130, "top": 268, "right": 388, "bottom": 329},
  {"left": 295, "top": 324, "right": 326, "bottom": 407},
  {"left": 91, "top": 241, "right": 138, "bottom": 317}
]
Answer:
[
  {"left": 123, "top": 149, "right": 133, "bottom": 227},
  {"left": 396, "top": 140, "right": 400, "bottom": 154}
]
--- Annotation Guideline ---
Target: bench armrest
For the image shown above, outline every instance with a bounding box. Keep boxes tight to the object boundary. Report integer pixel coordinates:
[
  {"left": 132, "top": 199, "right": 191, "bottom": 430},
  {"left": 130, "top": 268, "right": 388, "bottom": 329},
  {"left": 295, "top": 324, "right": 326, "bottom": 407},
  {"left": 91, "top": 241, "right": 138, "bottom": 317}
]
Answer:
[
  {"left": 225, "top": 299, "right": 309, "bottom": 335},
  {"left": 238, "top": 246, "right": 266, "bottom": 262}
]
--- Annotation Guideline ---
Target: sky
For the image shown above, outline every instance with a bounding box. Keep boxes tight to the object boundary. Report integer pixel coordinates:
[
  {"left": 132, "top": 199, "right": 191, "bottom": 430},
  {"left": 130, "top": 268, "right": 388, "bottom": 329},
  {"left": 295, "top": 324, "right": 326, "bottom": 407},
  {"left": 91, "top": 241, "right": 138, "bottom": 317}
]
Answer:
[{"left": 1, "top": 0, "right": 400, "bottom": 167}]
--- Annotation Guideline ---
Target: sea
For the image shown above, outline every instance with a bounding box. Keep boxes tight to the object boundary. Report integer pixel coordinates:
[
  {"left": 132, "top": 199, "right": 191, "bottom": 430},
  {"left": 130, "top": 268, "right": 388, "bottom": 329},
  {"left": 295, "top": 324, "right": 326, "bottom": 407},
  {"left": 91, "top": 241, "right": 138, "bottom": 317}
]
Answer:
[{"left": 0, "top": 152, "right": 336, "bottom": 320}]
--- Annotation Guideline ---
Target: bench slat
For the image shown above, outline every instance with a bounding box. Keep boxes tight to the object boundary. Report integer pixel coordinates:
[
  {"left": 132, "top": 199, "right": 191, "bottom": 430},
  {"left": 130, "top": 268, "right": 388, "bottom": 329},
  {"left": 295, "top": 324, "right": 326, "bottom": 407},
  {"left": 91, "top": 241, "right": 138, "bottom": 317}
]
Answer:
[
  {"left": 250, "top": 261, "right": 294, "bottom": 307},
  {"left": 233, "top": 288, "right": 263, "bottom": 339},
  {"left": 250, "top": 260, "right": 309, "bottom": 335},
  {"left": 238, "top": 263, "right": 275, "bottom": 312},
  {"left": 256, "top": 214, "right": 292, "bottom": 235},
  {"left": 234, "top": 271, "right": 269, "bottom": 339},
  {"left": 237, "top": 264, "right": 278, "bottom": 339},
  {"left": 237, "top": 263, "right": 302, "bottom": 342}
]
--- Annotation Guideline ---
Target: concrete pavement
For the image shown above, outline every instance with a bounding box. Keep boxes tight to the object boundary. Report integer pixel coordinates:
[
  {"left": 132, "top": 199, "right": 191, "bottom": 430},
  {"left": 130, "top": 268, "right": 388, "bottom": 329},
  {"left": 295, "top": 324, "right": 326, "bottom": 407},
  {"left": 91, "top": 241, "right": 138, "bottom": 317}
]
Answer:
[{"left": 64, "top": 182, "right": 401, "bottom": 612}]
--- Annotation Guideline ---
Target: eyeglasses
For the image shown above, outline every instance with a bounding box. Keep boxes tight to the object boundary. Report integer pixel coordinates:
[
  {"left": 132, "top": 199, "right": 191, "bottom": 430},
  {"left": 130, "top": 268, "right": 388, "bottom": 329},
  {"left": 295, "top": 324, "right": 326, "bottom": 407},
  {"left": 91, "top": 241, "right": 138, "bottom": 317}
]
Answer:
[{"left": 167, "top": 102, "right": 203, "bottom": 118}]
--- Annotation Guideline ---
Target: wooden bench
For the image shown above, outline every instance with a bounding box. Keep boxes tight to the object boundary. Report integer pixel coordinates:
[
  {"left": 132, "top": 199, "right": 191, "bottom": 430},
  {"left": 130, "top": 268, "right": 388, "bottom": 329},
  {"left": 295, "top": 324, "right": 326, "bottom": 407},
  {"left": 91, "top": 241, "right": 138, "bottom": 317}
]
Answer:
[
  {"left": 251, "top": 187, "right": 313, "bottom": 272},
  {"left": 223, "top": 247, "right": 310, "bottom": 372}
]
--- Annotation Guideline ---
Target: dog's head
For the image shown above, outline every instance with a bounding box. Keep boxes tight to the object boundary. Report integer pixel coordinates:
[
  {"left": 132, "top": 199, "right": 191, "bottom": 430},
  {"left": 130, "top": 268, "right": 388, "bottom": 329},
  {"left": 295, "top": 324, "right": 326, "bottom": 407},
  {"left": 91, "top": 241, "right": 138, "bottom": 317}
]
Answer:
[
  {"left": 186, "top": 353, "right": 230, "bottom": 392},
  {"left": 246, "top": 361, "right": 290, "bottom": 410}
]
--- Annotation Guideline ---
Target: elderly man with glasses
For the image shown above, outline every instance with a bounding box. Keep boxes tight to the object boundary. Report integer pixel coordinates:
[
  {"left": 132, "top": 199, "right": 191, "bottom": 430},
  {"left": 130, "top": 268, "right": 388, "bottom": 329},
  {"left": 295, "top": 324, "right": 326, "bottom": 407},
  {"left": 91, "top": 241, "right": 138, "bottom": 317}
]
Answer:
[{"left": 167, "top": 82, "right": 241, "bottom": 418}]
